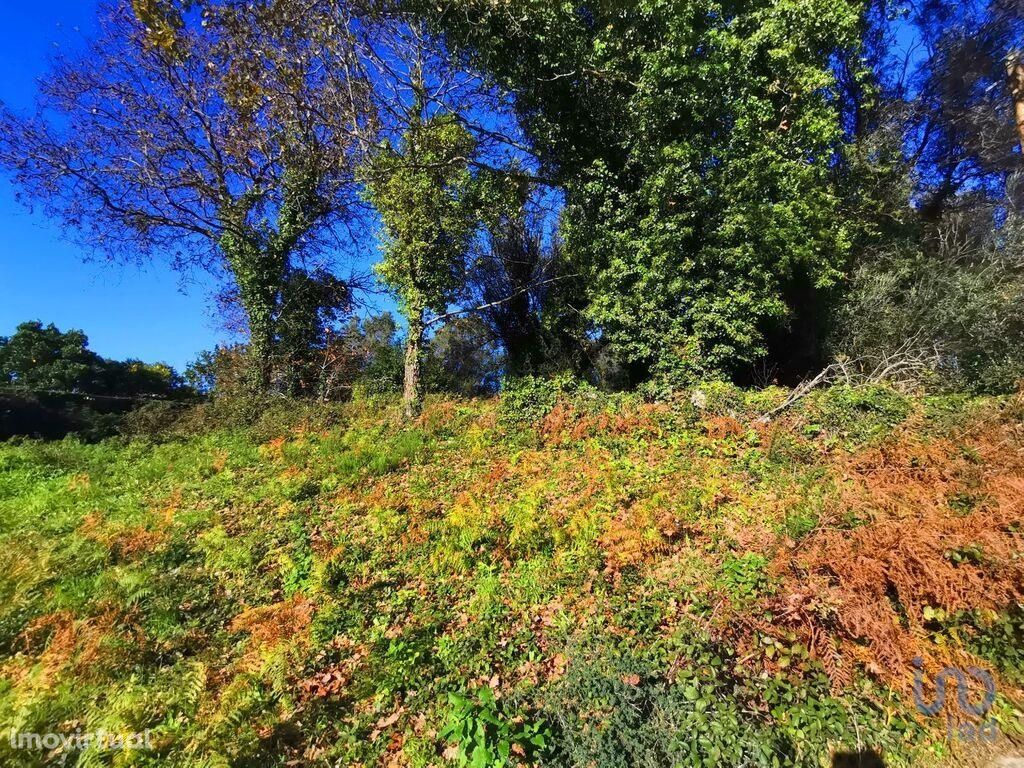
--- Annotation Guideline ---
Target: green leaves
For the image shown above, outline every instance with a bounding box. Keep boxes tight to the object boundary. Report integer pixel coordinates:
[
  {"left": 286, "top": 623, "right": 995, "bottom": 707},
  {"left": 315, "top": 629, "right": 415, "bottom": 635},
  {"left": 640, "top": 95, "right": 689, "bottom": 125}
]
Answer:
[
  {"left": 429, "top": 0, "right": 862, "bottom": 384},
  {"left": 363, "top": 114, "right": 478, "bottom": 315},
  {"left": 440, "top": 688, "right": 552, "bottom": 767}
]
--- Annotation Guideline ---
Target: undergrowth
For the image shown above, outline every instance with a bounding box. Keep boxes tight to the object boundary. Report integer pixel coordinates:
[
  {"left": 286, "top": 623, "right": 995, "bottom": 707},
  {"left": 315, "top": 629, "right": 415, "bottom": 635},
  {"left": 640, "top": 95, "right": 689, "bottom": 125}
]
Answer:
[{"left": 0, "top": 386, "right": 1021, "bottom": 767}]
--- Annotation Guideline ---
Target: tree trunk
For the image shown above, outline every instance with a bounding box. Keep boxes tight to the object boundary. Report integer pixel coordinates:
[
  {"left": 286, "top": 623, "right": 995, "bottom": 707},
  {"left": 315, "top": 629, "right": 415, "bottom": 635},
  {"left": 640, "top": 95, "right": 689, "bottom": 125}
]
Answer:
[
  {"left": 1008, "top": 52, "right": 1024, "bottom": 155},
  {"left": 403, "top": 303, "right": 424, "bottom": 418},
  {"left": 219, "top": 223, "right": 285, "bottom": 396},
  {"left": 247, "top": 317, "right": 275, "bottom": 393}
]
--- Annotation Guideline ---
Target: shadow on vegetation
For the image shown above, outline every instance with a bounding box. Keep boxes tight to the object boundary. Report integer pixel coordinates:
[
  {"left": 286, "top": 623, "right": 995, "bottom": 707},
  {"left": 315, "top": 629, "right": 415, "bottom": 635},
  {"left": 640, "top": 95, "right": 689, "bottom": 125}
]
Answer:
[{"left": 833, "top": 750, "right": 886, "bottom": 768}]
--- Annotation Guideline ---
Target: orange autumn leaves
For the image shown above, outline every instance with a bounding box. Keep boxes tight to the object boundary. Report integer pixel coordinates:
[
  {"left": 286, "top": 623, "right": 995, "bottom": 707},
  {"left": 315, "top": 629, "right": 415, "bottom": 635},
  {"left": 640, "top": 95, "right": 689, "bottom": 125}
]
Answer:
[{"left": 767, "top": 422, "right": 1024, "bottom": 692}]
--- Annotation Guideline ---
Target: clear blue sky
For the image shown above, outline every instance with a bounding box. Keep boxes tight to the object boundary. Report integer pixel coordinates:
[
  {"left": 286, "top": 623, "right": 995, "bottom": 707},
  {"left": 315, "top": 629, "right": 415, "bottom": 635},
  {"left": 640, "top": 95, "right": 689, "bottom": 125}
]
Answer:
[
  {"left": 0, "top": 4, "right": 251, "bottom": 371},
  {"left": 0, "top": 2, "right": 398, "bottom": 372}
]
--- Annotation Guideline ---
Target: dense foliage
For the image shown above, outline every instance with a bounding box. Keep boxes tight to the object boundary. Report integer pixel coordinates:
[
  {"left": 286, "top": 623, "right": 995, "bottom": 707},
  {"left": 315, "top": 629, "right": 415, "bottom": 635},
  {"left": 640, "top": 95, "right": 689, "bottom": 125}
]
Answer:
[
  {"left": 0, "top": 322, "right": 191, "bottom": 440},
  {"left": 1, "top": 388, "right": 1021, "bottom": 766},
  {"left": 0, "top": 322, "right": 182, "bottom": 398},
  {"left": 2, "top": 2, "right": 1024, "bottom": 765},
  {"left": 3, "top": 0, "right": 1023, "bottom": 397},
  {"left": 417, "top": 0, "right": 847, "bottom": 381},
  {"left": 364, "top": 112, "right": 480, "bottom": 411}
]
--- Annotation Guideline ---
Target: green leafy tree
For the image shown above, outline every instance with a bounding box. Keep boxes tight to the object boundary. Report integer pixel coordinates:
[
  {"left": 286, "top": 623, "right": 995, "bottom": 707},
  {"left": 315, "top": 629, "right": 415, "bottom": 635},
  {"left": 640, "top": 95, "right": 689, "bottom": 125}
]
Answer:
[
  {"left": 420, "top": 0, "right": 865, "bottom": 385},
  {"left": 363, "top": 103, "right": 478, "bottom": 414},
  {"left": 0, "top": 320, "right": 183, "bottom": 397},
  {"left": 346, "top": 313, "right": 406, "bottom": 397},
  {"left": 0, "top": 322, "right": 101, "bottom": 393}
]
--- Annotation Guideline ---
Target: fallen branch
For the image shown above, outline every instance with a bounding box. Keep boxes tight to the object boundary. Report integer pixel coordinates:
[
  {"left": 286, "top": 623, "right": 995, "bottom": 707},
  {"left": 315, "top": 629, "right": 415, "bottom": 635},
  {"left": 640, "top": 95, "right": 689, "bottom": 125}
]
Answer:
[{"left": 757, "top": 341, "right": 943, "bottom": 422}]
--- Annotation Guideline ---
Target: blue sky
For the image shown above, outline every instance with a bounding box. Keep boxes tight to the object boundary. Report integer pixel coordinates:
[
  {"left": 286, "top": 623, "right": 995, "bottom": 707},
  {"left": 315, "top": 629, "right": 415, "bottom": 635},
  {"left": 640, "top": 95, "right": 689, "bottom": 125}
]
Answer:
[
  {"left": 0, "top": 2, "right": 380, "bottom": 373},
  {"left": 0, "top": 2, "right": 521, "bottom": 374},
  {"left": 0, "top": 2, "right": 228, "bottom": 372}
]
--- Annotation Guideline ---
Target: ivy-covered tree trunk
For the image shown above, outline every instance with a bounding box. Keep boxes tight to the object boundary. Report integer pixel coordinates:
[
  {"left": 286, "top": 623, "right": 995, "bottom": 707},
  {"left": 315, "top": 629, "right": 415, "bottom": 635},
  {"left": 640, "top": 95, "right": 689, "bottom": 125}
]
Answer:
[
  {"left": 362, "top": 44, "right": 478, "bottom": 419},
  {"left": 242, "top": 286, "right": 277, "bottom": 392},
  {"left": 403, "top": 299, "right": 425, "bottom": 417},
  {"left": 1008, "top": 53, "right": 1024, "bottom": 154},
  {"left": 220, "top": 221, "right": 288, "bottom": 394}
]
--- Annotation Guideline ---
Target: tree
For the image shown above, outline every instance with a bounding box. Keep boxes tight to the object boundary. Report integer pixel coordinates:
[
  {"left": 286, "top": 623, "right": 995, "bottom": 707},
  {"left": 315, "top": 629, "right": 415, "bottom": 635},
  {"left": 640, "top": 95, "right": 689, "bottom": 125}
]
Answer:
[
  {"left": 301, "top": 312, "right": 405, "bottom": 401},
  {"left": 0, "top": 322, "right": 102, "bottom": 393},
  {"left": 356, "top": 15, "right": 486, "bottom": 415},
  {"left": 417, "top": 0, "right": 868, "bottom": 385},
  {"left": 822, "top": 0, "right": 1024, "bottom": 394},
  {"left": 364, "top": 110, "right": 478, "bottom": 414},
  {"left": 344, "top": 313, "right": 406, "bottom": 397},
  {"left": 0, "top": 320, "right": 184, "bottom": 397},
  {"left": 902, "top": 0, "right": 1023, "bottom": 221},
  {"left": 467, "top": 190, "right": 588, "bottom": 378},
  {"left": 423, "top": 315, "right": 501, "bottom": 396},
  {"left": 0, "top": 0, "right": 375, "bottom": 391},
  {"left": 275, "top": 268, "right": 351, "bottom": 395}
]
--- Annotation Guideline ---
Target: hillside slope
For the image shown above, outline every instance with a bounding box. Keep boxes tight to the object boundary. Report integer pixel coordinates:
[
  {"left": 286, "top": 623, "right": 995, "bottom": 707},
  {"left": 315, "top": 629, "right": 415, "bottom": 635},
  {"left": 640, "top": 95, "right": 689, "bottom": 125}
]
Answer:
[{"left": 1, "top": 385, "right": 1022, "bottom": 767}]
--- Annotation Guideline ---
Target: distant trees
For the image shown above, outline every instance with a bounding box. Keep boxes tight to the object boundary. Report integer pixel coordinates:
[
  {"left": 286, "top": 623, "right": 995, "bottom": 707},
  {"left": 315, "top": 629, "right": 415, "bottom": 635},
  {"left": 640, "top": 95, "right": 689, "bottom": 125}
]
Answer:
[
  {"left": 0, "top": 321, "right": 183, "bottom": 397},
  {"left": 826, "top": 0, "right": 1024, "bottom": 392},
  {"left": 0, "top": 320, "right": 189, "bottom": 440},
  {"left": 468, "top": 194, "right": 587, "bottom": 379},
  {"left": 0, "top": 0, "right": 374, "bottom": 391},
  {"left": 0, "top": 322, "right": 99, "bottom": 394},
  {"left": 422, "top": 315, "right": 501, "bottom": 396},
  {"left": 328, "top": 314, "right": 406, "bottom": 399},
  {"left": 185, "top": 310, "right": 503, "bottom": 401}
]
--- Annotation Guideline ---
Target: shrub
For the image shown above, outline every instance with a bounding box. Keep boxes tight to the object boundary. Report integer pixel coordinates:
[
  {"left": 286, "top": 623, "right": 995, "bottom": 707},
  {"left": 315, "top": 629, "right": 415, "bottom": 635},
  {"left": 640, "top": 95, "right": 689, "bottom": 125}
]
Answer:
[
  {"left": 499, "top": 374, "right": 589, "bottom": 426},
  {"left": 832, "top": 213, "right": 1024, "bottom": 395},
  {"left": 808, "top": 385, "right": 912, "bottom": 444}
]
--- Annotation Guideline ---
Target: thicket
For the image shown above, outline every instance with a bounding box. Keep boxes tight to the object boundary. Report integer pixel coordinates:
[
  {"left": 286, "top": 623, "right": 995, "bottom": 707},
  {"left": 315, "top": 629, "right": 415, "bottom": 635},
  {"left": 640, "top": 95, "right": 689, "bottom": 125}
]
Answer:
[{"left": 0, "top": 0, "right": 1021, "bottom": 412}]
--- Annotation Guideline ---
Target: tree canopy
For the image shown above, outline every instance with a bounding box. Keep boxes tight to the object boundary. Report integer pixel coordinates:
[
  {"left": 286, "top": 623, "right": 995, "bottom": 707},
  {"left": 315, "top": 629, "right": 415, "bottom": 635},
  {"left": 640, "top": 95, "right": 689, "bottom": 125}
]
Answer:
[{"left": 2, "top": 0, "right": 1023, "bottom": 403}]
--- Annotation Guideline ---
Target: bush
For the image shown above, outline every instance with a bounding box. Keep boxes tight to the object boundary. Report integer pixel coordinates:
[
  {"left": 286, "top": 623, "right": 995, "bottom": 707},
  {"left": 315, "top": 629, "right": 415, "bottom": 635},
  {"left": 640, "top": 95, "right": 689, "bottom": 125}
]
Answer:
[
  {"left": 499, "top": 374, "right": 591, "bottom": 426},
  {"left": 807, "top": 385, "right": 912, "bottom": 444},
  {"left": 832, "top": 211, "right": 1024, "bottom": 394},
  {"left": 540, "top": 634, "right": 853, "bottom": 768}
]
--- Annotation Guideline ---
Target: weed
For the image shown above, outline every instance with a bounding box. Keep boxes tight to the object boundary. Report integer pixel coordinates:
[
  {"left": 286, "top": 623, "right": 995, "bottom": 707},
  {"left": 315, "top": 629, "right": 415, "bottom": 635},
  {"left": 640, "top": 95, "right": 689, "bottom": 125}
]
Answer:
[
  {"left": 0, "top": 388, "right": 1019, "bottom": 766},
  {"left": 440, "top": 687, "right": 551, "bottom": 767}
]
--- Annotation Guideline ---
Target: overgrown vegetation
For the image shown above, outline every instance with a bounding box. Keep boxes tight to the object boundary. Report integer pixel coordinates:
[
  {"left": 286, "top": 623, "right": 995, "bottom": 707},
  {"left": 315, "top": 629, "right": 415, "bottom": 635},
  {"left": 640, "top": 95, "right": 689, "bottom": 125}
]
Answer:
[
  {"left": 0, "top": 322, "right": 193, "bottom": 441},
  {"left": 1, "top": 387, "right": 1020, "bottom": 766},
  {"left": 0, "top": 0, "right": 1023, "bottom": 763},
  {"left": 3, "top": 0, "right": 1023, "bottom": 408}
]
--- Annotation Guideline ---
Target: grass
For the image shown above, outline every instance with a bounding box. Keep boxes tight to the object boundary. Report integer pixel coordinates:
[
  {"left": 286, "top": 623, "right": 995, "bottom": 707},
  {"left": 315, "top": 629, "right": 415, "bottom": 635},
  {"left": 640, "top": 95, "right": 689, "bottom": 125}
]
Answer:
[{"left": 0, "top": 385, "right": 1021, "bottom": 767}]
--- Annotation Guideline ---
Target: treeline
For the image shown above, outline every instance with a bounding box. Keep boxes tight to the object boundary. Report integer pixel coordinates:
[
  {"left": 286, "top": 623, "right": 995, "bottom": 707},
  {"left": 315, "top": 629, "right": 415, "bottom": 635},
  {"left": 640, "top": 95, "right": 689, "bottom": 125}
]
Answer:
[
  {"left": 188, "top": 313, "right": 502, "bottom": 401},
  {"left": 0, "top": 321, "right": 191, "bottom": 439},
  {"left": 1, "top": 0, "right": 1022, "bottom": 416},
  {"left": 0, "top": 315, "right": 504, "bottom": 438}
]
